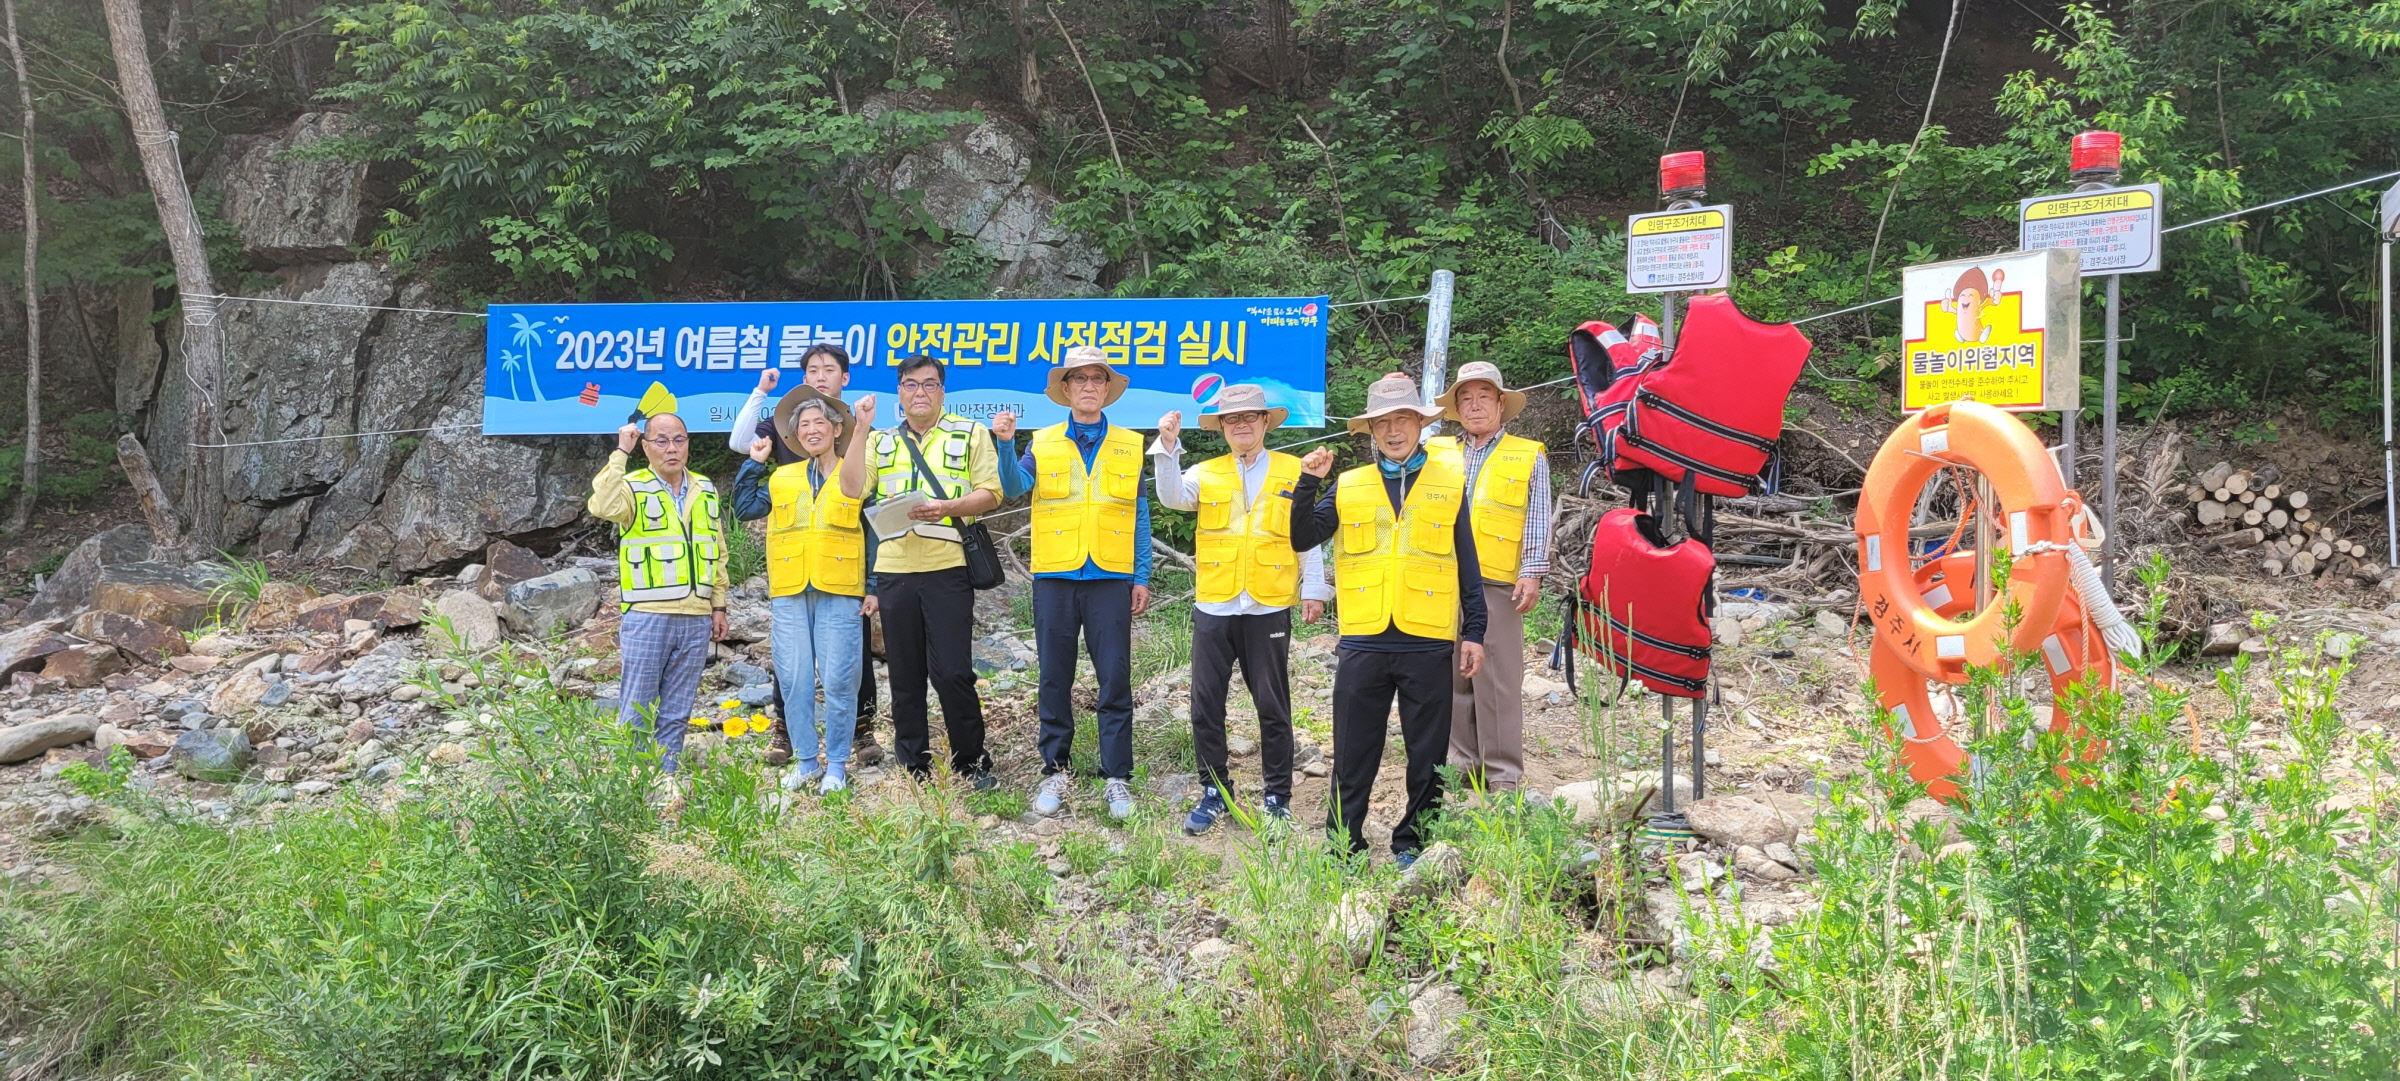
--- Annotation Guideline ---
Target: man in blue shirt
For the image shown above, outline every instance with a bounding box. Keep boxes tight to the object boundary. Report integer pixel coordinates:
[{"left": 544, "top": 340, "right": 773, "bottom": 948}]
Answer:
[{"left": 1022, "top": 346, "right": 1153, "bottom": 820}]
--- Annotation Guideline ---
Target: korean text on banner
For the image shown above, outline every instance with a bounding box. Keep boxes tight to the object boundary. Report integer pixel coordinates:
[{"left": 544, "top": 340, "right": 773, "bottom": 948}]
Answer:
[
  {"left": 2019, "top": 183, "right": 2165, "bottom": 275},
  {"left": 1625, "top": 206, "right": 1734, "bottom": 293},
  {"left": 482, "top": 296, "right": 1332, "bottom": 435},
  {"left": 1899, "top": 248, "right": 2082, "bottom": 413}
]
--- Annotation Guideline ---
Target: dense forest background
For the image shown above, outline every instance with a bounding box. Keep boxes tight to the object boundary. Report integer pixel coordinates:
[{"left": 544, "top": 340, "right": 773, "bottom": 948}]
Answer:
[{"left": 0, "top": 0, "right": 2396, "bottom": 519}]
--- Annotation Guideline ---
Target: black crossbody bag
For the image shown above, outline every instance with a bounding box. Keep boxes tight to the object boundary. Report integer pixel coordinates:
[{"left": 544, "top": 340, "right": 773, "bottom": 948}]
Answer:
[{"left": 897, "top": 429, "right": 1006, "bottom": 590}]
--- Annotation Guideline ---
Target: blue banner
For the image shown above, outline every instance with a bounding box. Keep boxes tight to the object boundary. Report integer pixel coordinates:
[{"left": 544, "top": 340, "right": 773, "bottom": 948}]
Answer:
[{"left": 481, "top": 296, "right": 1331, "bottom": 434}]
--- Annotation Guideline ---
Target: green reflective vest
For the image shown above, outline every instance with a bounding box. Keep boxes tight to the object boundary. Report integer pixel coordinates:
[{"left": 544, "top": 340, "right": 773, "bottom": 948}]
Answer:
[{"left": 616, "top": 469, "right": 724, "bottom": 609}]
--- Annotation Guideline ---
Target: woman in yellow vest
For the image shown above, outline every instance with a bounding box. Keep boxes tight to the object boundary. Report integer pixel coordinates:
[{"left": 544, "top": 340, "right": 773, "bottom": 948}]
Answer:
[
  {"left": 730, "top": 386, "right": 870, "bottom": 793},
  {"left": 1286, "top": 372, "right": 1488, "bottom": 866}
]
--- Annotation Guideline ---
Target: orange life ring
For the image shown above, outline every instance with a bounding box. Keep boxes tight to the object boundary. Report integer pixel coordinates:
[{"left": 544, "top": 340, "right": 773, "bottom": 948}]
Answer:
[{"left": 1855, "top": 400, "right": 2073, "bottom": 680}]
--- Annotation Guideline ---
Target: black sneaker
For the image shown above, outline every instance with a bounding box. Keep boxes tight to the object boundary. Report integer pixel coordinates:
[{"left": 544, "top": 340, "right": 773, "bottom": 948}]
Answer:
[
  {"left": 1183, "top": 788, "right": 1228, "bottom": 835},
  {"left": 969, "top": 769, "right": 1000, "bottom": 792},
  {"left": 1262, "top": 794, "right": 1291, "bottom": 821}
]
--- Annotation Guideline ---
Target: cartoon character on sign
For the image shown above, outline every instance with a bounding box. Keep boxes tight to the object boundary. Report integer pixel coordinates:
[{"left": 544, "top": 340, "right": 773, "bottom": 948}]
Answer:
[{"left": 1943, "top": 266, "right": 2004, "bottom": 343}]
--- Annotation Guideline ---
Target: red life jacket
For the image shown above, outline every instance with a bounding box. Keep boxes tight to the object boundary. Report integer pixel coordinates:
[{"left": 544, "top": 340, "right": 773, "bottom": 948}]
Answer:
[
  {"left": 1568, "top": 315, "right": 1664, "bottom": 485},
  {"left": 1615, "top": 293, "right": 1811, "bottom": 497},
  {"left": 1575, "top": 508, "right": 1714, "bottom": 698}
]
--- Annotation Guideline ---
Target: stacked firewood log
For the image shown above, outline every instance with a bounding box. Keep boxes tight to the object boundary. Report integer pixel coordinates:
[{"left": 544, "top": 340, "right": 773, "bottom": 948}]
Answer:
[{"left": 2187, "top": 461, "right": 2384, "bottom": 581}]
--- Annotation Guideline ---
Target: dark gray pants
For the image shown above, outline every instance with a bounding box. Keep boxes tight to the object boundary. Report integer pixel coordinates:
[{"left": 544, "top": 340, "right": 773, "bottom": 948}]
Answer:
[
  {"left": 1190, "top": 609, "right": 1295, "bottom": 800},
  {"left": 1328, "top": 645, "right": 1453, "bottom": 857},
  {"left": 1035, "top": 577, "right": 1134, "bottom": 780}
]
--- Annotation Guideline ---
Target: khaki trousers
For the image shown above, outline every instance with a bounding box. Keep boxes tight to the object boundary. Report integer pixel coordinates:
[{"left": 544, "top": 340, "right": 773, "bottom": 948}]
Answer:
[{"left": 1449, "top": 580, "right": 1526, "bottom": 789}]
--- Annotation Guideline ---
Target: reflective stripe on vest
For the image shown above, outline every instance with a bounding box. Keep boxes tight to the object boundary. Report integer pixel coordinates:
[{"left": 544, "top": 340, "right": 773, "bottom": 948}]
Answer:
[
  {"left": 1614, "top": 293, "right": 1811, "bottom": 498},
  {"left": 765, "top": 460, "right": 867, "bottom": 597},
  {"left": 871, "top": 414, "right": 979, "bottom": 502},
  {"left": 1330, "top": 449, "right": 1466, "bottom": 640},
  {"left": 1192, "top": 451, "right": 1303, "bottom": 607},
  {"left": 1430, "top": 433, "right": 1544, "bottom": 582},
  {"left": 1029, "top": 423, "right": 1143, "bottom": 575},
  {"left": 1577, "top": 507, "right": 1713, "bottom": 698},
  {"left": 617, "top": 470, "right": 724, "bottom": 607}
]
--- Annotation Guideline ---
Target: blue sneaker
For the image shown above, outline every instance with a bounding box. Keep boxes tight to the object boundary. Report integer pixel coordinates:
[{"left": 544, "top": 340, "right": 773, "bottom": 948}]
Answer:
[
  {"left": 1262, "top": 794, "right": 1291, "bottom": 821},
  {"left": 1394, "top": 850, "right": 1419, "bottom": 871},
  {"left": 1183, "top": 787, "right": 1228, "bottom": 835},
  {"left": 819, "top": 763, "right": 848, "bottom": 794}
]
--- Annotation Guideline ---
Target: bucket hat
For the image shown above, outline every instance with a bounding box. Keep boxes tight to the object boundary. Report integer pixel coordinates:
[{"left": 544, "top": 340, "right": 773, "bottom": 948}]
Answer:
[
  {"left": 1045, "top": 345, "right": 1129, "bottom": 408},
  {"left": 1436, "top": 360, "right": 1527, "bottom": 423},
  {"left": 1345, "top": 371, "right": 1443, "bottom": 434},
  {"left": 1199, "top": 383, "right": 1290, "bottom": 430}
]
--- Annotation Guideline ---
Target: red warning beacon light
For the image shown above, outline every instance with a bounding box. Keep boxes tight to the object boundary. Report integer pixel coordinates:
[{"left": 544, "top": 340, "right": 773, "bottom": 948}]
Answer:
[
  {"left": 1659, "top": 151, "right": 1707, "bottom": 201},
  {"left": 2069, "top": 130, "right": 2122, "bottom": 183}
]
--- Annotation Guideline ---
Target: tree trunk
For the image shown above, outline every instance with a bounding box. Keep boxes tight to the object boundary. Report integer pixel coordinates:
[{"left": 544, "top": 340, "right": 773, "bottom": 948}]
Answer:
[
  {"left": 2, "top": 0, "right": 33, "bottom": 535},
  {"left": 101, "top": 0, "right": 220, "bottom": 552},
  {"left": 1011, "top": 0, "right": 1041, "bottom": 109},
  {"left": 1259, "top": 0, "right": 1295, "bottom": 90}
]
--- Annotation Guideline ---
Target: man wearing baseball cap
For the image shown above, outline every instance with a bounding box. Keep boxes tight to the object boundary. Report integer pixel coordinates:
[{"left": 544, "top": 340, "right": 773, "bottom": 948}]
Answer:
[
  {"left": 1149, "top": 384, "right": 1330, "bottom": 834},
  {"left": 1430, "top": 361, "right": 1553, "bottom": 793},
  {"left": 1287, "top": 372, "right": 1487, "bottom": 865},
  {"left": 1022, "top": 345, "right": 1154, "bottom": 821}
]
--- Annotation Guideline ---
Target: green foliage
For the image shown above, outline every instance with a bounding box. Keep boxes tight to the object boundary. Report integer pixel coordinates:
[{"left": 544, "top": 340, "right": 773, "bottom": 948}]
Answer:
[{"left": 57, "top": 747, "right": 136, "bottom": 800}]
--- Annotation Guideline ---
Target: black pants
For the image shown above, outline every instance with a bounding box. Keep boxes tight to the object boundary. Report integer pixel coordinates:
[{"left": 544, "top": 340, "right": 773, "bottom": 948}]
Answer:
[
  {"left": 876, "top": 567, "right": 988, "bottom": 778},
  {"left": 1034, "top": 577, "right": 1134, "bottom": 780},
  {"left": 855, "top": 612, "right": 878, "bottom": 744},
  {"left": 1328, "top": 645, "right": 1454, "bottom": 856},
  {"left": 1191, "top": 609, "right": 1295, "bottom": 800}
]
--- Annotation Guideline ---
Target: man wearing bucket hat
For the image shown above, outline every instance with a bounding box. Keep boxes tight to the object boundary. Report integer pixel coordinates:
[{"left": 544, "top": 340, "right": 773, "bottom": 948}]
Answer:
[
  {"left": 1428, "top": 361, "right": 1553, "bottom": 793},
  {"left": 1287, "top": 372, "right": 1487, "bottom": 865},
  {"left": 1149, "top": 384, "right": 1330, "bottom": 834},
  {"left": 1020, "top": 345, "right": 1154, "bottom": 821},
  {"left": 730, "top": 385, "right": 872, "bottom": 793}
]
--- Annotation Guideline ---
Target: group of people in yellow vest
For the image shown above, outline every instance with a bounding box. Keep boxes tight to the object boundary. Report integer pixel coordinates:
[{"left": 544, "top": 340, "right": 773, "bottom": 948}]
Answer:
[{"left": 591, "top": 345, "right": 1552, "bottom": 863}]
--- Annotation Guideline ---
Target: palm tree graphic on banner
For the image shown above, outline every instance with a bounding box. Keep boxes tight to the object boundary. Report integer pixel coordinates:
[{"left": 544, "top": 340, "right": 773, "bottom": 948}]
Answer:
[{"left": 504, "top": 314, "right": 549, "bottom": 401}]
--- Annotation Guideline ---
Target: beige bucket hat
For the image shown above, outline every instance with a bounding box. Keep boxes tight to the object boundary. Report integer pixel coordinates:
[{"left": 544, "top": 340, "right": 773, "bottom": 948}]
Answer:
[
  {"left": 1345, "top": 371, "right": 1443, "bottom": 434},
  {"left": 1045, "top": 344, "right": 1129, "bottom": 407},
  {"left": 1436, "top": 360, "right": 1527, "bottom": 423},
  {"left": 773, "top": 384, "right": 852, "bottom": 451},
  {"left": 1199, "top": 383, "right": 1290, "bottom": 430}
]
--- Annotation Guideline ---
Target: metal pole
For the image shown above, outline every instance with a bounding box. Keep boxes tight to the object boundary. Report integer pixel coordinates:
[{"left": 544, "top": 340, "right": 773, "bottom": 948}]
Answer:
[
  {"left": 2102, "top": 273, "right": 2121, "bottom": 580},
  {"left": 1660, "top": 293, "right": 1677, "bottom": 349},
  {"left": 2384, "top": 236, "right": 2394, "bottom": 565},
  {"left": 1658, "top": 695, "right": 1677, "bottom": 815},
  {"left": 2059, "top": 409, "right": 2077, "bottom": 487},
  {"left": 1419, "top": 269, "right": 1456, "bottom": 439}
]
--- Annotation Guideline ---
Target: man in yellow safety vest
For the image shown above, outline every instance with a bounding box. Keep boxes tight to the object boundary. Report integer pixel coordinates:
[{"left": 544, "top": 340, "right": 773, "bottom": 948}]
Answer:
[
  {"left": 1287, "top": 372, "right": 1487, "bottom": 865},
  {"left": 589, "top": 412, "right": 729, "bottom": 772},
  {"left": 1429, "top": 361, "right": 1553, "bottom": 792},
  {"left": 1149, "top": 382, "right": 1328, "bottom": 833},
  {"left": 1024, "top": 345, "right": 1153, "bottom": 821}
]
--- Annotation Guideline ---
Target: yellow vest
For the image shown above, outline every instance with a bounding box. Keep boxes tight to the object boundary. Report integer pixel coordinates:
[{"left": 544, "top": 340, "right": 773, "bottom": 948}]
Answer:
[
  {"left": 870, "top": 414, "right": 979, "bottom": 511},
  {"left": 1331, "top": 449, "right": 1467, "bottom": 640},
  {"left": 616, "top": 469, "right": 724, "bottom": 609},
  {"left": 1430, "top": 433, "right": 1545, "bottom": 582},
  {"left": 765, "top": 459, "right": 867, "bottom": 597},
  {"left": 1192, "top": 451, "right": 1303, "bottom": 607},
  {"left": 1029, "top": 422, "right": 1144, "bottom": 575}
]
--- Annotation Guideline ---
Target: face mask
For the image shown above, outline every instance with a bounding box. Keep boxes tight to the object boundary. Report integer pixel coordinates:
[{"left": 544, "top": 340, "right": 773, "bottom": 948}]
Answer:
[{"left": 1377, "top": 449, "right": 1427, "bottom": 478}]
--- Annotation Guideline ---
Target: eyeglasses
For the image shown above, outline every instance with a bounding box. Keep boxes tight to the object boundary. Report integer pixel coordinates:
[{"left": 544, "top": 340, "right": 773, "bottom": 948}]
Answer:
[
  {"left": 899, "top": 380, "right": 943, "bottom": 392},
  {"left": 1065, "top": 372, "right": 1111, "bottom": 386},
  {"left": 1218, "top": 412, "right": 1266, "bottom": 426},
  {"left": 644, "top": 435, "right": 689, "bottom": 448}
]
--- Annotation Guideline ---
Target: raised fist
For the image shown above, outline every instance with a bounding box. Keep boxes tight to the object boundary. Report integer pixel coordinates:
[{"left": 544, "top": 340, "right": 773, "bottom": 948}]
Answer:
[
  {"left": 617, "top": 422, "right": 642, "bottom": 454},
  {"left": 1156, "top": 410, "right": 1181, "bottom": 446},
  {"left": 852, "top": 394, "right": 878, "bottom": 428},
  {"left": 991, "top": 409, "right": 1016, "bottom": 442},
  {"left": 749, "top": 436, "right": 773, "bottom": 463},
  {"left": 758, "top": 369, "right": 780, "bottom": 394},
  {"left": 1300, "top": 447, "right": 1336, "bottom": 477}
]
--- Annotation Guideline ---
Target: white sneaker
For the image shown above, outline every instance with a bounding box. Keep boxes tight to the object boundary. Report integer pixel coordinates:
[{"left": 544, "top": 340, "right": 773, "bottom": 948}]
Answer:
[
  {"left": 1105, "top": 779, "right": 1134, "bottom": 820},
  {"left": 1033, "top": 772, "right": 1073, "bottom": 816},
  {"left": 781, "top": 762, "right": 824, "bottom": 791}
]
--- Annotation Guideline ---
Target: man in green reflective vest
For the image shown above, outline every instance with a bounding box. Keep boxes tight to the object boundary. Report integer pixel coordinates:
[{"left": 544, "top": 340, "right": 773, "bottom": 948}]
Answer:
[{"left": 590, "top": 412, "right": 729, "bottom": 772}]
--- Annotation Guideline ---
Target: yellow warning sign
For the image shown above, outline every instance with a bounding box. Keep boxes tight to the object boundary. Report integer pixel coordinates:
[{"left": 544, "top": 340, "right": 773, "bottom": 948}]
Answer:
[{"left": 1900, "top": 248, "right": 2081, "bottom": 413}]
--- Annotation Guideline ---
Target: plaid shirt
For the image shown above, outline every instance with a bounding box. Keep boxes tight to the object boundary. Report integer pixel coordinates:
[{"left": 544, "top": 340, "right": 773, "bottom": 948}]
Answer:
[{"left": 1455, "top": 430, "right": 1553, "bottom": 579}]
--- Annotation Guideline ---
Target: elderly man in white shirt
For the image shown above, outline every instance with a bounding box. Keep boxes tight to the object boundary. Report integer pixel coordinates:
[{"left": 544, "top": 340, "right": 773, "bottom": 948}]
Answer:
[{"left": 1150, "top": 384, "right": 1330, "bottom": 834}]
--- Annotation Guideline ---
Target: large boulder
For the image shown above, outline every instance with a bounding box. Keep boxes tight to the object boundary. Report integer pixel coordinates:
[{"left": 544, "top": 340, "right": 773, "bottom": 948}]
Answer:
[
  {"left": 23, "top": 524, "right": 154, "bottom": 620},
  {"left": 1685, "top": 792, "right": 1818, "bottom": 849},
  {"left": 70, "top": 611, "right": 189, "bottom": 662},
  {"left": 871, "top": 95, "right": 1104, "bottom": 298},
  {"left": 500, "top": 568, "right": 603, "bottom": 637},
  {"left": 0, "top": 620, "right": 72, "bottom": 677},
  {"left": 0, "top": 713, "right": 100, "bottom": 764},
  {"left": 295, "top": 590, "right": 424, "bottom": 633},
  {"left": 216, "top": 112, "right": 368, "bottom": 266},
  {"left": 41, "top": 644, "right": 125, "bottom": 688},
  {"left": 431, "top": 590, "right": 503, "bottom": 651},
  {"left": 89, "top": 562, "right": 221, "bottom": 630},
  {"left": 244, "top": 581, "right": 321, "bottom": 632}
]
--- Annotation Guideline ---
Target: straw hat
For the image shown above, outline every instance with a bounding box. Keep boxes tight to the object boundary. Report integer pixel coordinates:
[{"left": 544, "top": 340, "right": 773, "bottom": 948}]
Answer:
[
  {"left": 1198, "top": 383, "right": 1289, "bottom": 431},
  {"left": 772, "top": 385, "right": 852, "bottom": 451},
  {"left": 1045, "top": 345, "right": 1129, "bottom": 407},
  {"left": 1436, "top": 360, "right": 1527, "bottom": 423},
  {"left": 1345, "top": 371, "right": 1443, "bottom": 434}
]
